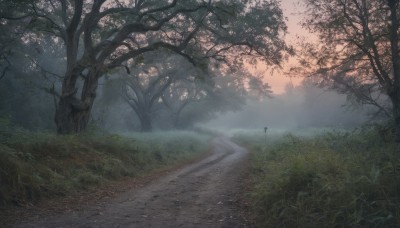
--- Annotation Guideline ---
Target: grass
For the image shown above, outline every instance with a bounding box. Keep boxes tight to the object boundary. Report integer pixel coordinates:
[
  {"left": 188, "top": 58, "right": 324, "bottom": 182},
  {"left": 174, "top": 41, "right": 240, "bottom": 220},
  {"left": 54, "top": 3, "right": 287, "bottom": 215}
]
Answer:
[
  {"left": 233, "top": 126, "right": 400, "bottom": 228},
  {"left": 0, "top": 129, "right": 210, "bottom": 207}
]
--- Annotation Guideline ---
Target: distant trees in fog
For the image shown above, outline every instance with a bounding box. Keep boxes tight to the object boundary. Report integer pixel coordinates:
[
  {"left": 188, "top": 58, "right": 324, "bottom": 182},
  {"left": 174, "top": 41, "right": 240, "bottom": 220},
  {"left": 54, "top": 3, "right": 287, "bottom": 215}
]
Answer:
[{"left": 207, "top": 79, "right": 373, "bottom": 130}]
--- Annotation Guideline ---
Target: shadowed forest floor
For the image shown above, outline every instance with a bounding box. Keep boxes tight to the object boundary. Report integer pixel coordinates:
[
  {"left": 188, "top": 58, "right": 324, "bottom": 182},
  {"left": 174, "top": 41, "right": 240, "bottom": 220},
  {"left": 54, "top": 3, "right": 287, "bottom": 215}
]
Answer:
[{"left": 11, "top": 137, "right": 252, "bottom": 228}]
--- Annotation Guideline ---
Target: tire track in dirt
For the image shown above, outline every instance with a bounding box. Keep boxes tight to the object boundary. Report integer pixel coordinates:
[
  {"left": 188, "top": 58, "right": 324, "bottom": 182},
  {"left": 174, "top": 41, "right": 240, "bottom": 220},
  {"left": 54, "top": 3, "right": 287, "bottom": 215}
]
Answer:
[{"left": 14, "top": 137, "right": 251, "bottom": 228}]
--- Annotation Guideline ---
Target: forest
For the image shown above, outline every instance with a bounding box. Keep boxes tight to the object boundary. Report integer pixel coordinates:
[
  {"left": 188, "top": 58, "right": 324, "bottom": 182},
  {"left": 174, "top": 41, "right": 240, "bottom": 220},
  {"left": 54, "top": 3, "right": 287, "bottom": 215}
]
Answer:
[{"left": 0, "top": 0, "right": 399, "bottom": 227}]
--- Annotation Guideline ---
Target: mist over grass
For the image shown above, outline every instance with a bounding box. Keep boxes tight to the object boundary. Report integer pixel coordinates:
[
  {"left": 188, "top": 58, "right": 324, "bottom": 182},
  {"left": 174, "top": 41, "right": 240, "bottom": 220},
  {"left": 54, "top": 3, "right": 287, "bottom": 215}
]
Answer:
[{"left": 204, "top": 82, "right": 374, "bottom": 131}]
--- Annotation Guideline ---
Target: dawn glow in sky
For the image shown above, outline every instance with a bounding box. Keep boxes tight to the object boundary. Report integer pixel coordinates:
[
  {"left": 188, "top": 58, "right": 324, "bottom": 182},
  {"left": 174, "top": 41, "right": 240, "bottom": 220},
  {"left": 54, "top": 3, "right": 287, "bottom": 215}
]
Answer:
[{"left": 261, "top": 0, "right": 311, "bottom": 94}]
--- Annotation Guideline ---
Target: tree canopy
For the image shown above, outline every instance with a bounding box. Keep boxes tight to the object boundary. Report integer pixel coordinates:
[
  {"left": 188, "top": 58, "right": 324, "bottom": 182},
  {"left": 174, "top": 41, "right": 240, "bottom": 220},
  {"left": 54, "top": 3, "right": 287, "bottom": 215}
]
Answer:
[
  {"left": 1, "top": 0, "right": 290, "bottom": 134},
  {"left": 296, "top": 0, "right": 400, "bottom": 143}
]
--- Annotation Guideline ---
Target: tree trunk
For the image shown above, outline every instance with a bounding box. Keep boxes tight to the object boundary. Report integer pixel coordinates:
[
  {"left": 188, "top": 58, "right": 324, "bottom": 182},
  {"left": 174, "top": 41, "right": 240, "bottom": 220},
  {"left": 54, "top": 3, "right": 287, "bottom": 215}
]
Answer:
[
  {"left": 55, "top": 71, "right": 99, "bottom": 134},
  {"left": 140, "top": 113, "right": 152, "bottom": 132},
  {"left": 389, "top": 89, "right": 400, "bottom": 146},
  {"left": 388, "top": 0, "right": 400, "bottom": 148},
  {"left": 55, "top": 97, "right": 76, "bottom": 134},
  {"left": 173, "top": 100, "right": 190, "bottom": 129}
]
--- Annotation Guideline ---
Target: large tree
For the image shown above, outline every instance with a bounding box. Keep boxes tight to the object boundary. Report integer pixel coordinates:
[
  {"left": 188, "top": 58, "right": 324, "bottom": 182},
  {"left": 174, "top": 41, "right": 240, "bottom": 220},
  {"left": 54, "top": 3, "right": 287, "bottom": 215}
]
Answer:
[
  {"left": 122, "top": 51, "right": 248, "bottom": 131},
  {"left": 297, "top": 0, "right": 400, "bottom": 144},
  {"left": 122, "top": 52, "right": 193, "bottom": 131},
  {"left": 1, "top": 0, "right": 289, "bottom": 134}
]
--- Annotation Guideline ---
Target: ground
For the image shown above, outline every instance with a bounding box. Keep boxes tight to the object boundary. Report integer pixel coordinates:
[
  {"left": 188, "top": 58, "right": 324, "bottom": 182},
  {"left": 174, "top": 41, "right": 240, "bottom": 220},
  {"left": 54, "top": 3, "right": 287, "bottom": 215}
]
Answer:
[{"left": 10, "top": 137, "right": 252, "bottom": 228}]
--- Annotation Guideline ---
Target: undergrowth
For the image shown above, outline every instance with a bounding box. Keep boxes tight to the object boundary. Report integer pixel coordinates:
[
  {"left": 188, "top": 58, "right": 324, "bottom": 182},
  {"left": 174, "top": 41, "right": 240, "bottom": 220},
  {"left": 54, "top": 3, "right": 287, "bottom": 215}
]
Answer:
[
  {"left": 0, "top": 129, "right": 209, "bottom": 206},
  {"left": 234, "top": 126, "right": 400, "bottom": 227}
]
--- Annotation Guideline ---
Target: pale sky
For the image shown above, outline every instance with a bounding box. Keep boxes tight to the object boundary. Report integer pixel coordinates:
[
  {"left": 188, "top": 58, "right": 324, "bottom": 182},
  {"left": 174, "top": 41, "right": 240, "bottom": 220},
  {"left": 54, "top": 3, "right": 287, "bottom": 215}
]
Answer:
[{"left": 260, "top": 0, "right": 310, "bottom": 94}]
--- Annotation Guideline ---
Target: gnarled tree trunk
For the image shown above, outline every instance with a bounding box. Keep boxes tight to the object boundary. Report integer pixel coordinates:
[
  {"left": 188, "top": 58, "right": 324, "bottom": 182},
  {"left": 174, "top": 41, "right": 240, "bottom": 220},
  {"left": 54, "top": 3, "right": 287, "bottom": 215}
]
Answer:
[{"left": 55, "top": 70, "right": 100, "bottom": 134}]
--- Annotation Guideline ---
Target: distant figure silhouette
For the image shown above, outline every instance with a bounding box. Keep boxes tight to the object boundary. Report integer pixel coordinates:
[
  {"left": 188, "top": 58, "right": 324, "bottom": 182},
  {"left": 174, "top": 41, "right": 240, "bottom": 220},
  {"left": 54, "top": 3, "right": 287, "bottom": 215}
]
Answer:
[{"left": 264, "top": 127, "right": 268, "bottom": 145}]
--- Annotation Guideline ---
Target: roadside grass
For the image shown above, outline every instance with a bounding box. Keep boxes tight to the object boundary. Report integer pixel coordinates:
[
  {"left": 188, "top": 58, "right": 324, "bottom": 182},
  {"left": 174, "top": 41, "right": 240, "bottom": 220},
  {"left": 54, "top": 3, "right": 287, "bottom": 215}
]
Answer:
[
  {"left": 0, "top": 129, "right": 210, "bottom": 206},
  {"left": 233, "top": 126, "right": 400, "bottom": 227}
]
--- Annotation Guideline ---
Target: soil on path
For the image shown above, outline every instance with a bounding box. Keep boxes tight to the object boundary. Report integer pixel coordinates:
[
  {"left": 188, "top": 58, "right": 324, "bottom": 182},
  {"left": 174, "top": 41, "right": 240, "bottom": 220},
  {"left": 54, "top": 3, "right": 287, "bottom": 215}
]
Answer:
[{"left": 13, "top": 137, "right": 252, "bottom": 228}]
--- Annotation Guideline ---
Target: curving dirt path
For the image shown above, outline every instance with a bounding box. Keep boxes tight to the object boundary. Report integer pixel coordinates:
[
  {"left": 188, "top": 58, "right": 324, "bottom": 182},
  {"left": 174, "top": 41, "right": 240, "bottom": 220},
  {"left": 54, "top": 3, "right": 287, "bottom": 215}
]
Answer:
[{"left": 13, "top": 137, "right": 252, "bottom": 228}]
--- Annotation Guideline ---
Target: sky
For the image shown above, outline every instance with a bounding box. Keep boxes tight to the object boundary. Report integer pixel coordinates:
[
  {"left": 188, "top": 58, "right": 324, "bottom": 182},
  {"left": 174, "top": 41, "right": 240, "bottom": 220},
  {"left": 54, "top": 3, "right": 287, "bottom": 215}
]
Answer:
[{"left": 260, "top": 0, "right": 310, "bottom": 94}]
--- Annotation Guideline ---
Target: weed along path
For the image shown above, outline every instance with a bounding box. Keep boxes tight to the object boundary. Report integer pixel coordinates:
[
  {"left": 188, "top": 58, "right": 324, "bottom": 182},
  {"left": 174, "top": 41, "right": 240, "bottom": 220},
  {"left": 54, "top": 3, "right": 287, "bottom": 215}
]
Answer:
[{"left": 14, "top": 137, "right": 251, "bottom": 228}]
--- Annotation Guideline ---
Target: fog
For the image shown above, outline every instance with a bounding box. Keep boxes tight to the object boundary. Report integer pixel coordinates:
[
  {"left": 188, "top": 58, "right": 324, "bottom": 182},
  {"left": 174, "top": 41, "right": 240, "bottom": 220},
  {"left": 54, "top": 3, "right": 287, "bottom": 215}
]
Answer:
[
  {"left": 204, "top": 82, "right": 372, "bottom": 132},
  {"left": 91, "top": 75, "right": 376, "bottom": 134}
]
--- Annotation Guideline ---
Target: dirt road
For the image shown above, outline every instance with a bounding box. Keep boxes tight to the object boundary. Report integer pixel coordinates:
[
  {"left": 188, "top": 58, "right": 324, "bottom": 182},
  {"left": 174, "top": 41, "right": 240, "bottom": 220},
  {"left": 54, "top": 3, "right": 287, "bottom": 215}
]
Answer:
[{"left": 13, "top": 137, "right": 251, "bottom": 228}]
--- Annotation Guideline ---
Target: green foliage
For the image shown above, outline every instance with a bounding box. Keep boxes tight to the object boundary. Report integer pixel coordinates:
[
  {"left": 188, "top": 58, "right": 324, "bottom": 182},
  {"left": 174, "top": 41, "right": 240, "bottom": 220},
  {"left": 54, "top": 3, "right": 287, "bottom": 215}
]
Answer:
[
  {"left": 0, "top": 130, "right": 209, "bottom": 206},
  {"left": 235, "top": 127, "right": 400, "bottom": 227},
  {"left": 0, "top": 72, "right": 56, "bottom": 131}
]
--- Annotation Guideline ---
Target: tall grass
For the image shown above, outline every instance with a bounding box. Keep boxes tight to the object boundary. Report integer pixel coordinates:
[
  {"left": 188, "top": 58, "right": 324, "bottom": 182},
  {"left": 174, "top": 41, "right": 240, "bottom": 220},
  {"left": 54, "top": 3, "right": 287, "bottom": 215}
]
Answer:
[
  {"left": 0, "top": 130, "right": 210, "bottom": 206},
  {"left": 234, "top": 126, "right": 400, "bottom": 227}
]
